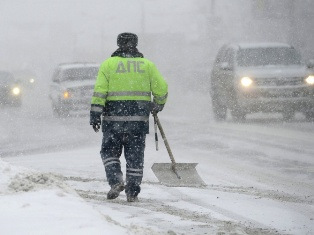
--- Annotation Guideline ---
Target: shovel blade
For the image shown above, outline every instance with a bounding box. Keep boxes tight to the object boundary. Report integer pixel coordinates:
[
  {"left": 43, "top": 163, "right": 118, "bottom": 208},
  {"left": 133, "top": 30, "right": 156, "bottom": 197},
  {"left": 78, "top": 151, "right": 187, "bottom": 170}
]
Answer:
[{"left": 151, "top": 163, "right": 206, "bottom": 187}]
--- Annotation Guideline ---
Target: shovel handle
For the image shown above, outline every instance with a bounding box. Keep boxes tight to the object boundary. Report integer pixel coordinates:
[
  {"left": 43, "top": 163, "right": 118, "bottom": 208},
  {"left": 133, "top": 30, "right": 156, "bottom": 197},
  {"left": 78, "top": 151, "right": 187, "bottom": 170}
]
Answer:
[
  {"left": 154, "top": 115, "right": 159, "bottom": 151},
  {"left": 154, "top": 114, "right": 181, "bottom": 179},
  {"left": 153, "top": 114, "right": 178, "bottom": 166}
]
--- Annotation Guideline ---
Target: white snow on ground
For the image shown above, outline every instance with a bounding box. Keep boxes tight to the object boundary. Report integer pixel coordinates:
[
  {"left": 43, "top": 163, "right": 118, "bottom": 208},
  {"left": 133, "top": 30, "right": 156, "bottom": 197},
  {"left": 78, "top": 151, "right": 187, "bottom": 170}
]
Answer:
[
  {"left": 3, "top": 134, "right": 314, "bottom": 235},
  {"left": 0, "top": 159, "right": 132, "bottom": 235},
  {"left": 1, "top": 92, "right": 314, "bottom": 234}
]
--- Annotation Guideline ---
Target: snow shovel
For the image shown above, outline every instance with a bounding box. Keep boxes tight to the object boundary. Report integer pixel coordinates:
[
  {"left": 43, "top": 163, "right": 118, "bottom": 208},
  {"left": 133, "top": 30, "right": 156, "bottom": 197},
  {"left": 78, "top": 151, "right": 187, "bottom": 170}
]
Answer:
[{"left": 151, "top": 114, "right": 206, "bottom": 187}]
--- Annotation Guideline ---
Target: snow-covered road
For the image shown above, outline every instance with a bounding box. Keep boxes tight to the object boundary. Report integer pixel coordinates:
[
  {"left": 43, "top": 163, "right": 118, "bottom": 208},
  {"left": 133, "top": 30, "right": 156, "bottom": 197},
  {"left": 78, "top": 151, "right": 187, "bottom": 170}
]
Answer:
[{"left": 1, "top": 90, "right": 314, "bottom": 234}]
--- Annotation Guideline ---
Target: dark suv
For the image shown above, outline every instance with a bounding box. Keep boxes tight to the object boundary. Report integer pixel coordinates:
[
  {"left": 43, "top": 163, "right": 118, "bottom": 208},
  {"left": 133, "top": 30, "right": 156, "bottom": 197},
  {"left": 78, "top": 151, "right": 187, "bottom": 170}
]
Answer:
[
  {"left": 49, "top": 63, "right": 99, "bottom": 117},
  {"left": 210, "top": 43, "right": 314, "bottom": 121}
]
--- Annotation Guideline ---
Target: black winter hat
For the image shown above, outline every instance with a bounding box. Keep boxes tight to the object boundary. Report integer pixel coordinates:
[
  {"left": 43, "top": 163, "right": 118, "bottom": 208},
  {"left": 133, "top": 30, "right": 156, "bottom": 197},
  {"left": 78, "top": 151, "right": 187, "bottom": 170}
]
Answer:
[{"left": 117, "top": 32, "right": 138, "bottom": 48}]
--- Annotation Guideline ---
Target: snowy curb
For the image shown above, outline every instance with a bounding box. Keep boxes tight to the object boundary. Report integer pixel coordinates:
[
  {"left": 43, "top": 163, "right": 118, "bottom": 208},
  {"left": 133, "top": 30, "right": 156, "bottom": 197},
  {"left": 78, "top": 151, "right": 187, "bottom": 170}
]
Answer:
[{"left": 0, "top": 158, "right": 129, "bottom": 234}]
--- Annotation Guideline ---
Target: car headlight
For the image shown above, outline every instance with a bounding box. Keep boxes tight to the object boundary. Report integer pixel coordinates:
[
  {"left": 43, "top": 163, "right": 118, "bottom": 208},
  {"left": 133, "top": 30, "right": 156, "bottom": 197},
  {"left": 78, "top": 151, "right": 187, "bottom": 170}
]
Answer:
[
  {"left": 29, "top": 78, "right": 35, "bottom": 84},
  {"left": 63, "top": 91, "right": 70, "bottom": 99},
  {"left": 240, "top": 77, "right": 253, "bottom": 87},
  {"left": 12, "top": 87, "right": 21, "bottom": 95},
  {"left": 305, "top": 75, "right": 314, "bottom": 85}
]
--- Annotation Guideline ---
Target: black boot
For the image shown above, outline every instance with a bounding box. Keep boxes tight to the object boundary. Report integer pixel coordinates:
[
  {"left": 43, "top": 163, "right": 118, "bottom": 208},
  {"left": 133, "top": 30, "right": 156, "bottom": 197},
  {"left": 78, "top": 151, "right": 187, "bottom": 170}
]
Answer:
[
  {"left": 127, "top": 194, "right": 139, "bottom": 202},
  {"left": 107, "top": 183, "right": 125, "bottom": 200}
]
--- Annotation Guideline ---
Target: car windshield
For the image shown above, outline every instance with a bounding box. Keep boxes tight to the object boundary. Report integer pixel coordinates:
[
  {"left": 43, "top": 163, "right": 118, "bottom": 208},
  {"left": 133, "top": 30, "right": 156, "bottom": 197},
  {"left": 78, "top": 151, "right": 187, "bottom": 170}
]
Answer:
[
  {"left": 61, "top": 67, "right": 98, "bottom": 82},
  {"left": 0, "top": 72, "right": 14, "bottom": 85},
  {"left": 237, "top": 47, "right": 301, "bottom": 67}
]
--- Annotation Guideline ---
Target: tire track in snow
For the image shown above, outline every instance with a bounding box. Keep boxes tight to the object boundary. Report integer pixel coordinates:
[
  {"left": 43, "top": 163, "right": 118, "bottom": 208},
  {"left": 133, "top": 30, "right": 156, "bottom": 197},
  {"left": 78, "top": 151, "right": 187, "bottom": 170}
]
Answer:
[
  {"left": 173, "top": 122, "right": 314, "bottom": 197},
  {"left": 63, "top": 176, "right": 313, "bottom": 205},
  {"left": 63, "top": 177, "right": 291, "bottom": 234},
  {"left": 75, "top": 188, "right": 279, "bottom": 235},
  {"left": 180, "top": 124, "right": 314, "bottom": 157}
]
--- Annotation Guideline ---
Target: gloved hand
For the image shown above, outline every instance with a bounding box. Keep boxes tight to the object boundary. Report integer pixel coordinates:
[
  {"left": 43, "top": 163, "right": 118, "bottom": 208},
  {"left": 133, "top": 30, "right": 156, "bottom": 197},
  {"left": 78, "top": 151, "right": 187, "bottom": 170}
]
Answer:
[
  {"left": 150, "top": 102, "right": 164, "bottom": 115},
  {"left": 91, "top": 123, "right": 101, "bottom": 132},
  {"left": 90, "top": 111, "right": 101, "bottom": 133}
]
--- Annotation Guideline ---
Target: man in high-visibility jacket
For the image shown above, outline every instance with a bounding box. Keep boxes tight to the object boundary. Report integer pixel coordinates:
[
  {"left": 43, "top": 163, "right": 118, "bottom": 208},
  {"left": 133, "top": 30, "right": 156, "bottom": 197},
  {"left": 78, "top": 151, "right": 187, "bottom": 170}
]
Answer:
[{"left": 90, "top": 33, "right": 168, "bottom": 202}]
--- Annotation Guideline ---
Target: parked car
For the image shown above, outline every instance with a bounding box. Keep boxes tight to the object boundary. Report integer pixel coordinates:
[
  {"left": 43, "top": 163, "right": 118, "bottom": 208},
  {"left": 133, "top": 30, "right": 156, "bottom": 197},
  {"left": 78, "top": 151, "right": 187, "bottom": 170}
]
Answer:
[
  {"left": 0, "top": 71, "right": 22, "bottom": 107},
  {"left": 210, "top": 43, "right": 314, "bottom": 121},
  {"left": 49, "top": 62, "right": 99, "bottom": 117}
]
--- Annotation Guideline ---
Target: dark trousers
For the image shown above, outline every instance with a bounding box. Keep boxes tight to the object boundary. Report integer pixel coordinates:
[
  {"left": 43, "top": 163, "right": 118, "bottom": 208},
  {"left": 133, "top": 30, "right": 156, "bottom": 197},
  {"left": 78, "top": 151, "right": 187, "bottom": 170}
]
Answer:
[{"left": 100, "top": 131, "right": 146, "bottom": 197}]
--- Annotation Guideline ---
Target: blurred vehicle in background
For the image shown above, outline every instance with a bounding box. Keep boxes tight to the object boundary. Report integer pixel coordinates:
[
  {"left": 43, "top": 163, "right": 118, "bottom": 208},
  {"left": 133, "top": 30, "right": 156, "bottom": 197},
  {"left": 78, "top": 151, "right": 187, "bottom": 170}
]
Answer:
[
  {"left": 307, "top": 59, "right": 314, "bottom": 72},
  {"left": 49, "top": 62, "right": 99, "bottom": 117},
  {"left": 0, "top": 71, "right": 22, "bottom": 107},
  {"left": 12, "top": 69, "right": 37, "bottom": 90},
  {"left": 210, "top": 43, "right": 314, "bottom": 122}
]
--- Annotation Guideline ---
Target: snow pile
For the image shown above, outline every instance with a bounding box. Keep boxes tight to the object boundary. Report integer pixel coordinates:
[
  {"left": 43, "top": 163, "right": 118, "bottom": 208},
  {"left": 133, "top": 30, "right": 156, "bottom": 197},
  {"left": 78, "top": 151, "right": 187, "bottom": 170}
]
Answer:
[
  {"left": 0, "top": 158, "right": 70, "bottom": 194},
  {"left": 0, "top": 159, "right": 31, "bottom": 193},
  {"left": 9, "top": 173, "right": 64, "bottom": 192},
  {"left": 0, "top": 158, "right": 129, "bottom": 234}
]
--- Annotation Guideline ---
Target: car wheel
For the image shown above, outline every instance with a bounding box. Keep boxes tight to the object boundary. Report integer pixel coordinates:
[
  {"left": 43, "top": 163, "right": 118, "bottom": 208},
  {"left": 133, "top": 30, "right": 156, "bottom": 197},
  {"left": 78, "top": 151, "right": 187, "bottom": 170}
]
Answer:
[
  {"left": 231, "top": 109, "right": 246, "bottom": 122},
  {"left": 304, "top": 111, "right": 314, "bottom": 122},
  {"left": 231, "top": 106, "right": 246, "bottom": 122},
  {"left": 211, "top": 96, "right": 227, "bottom": 121},
  {"left": 52, "top": 102, "right": 69, "bottom": 118},
  {"left": 52, "top": 102, "right": 60, "bottom": 117},
  {"left": 59, "top": 108, "right": 70, "bottom": 118},
  {"left": 282, "top": 111, "right": 295, "bottom": 121},
  {"left": 12, "top": 100, "right": 22, "bottom": 107}
]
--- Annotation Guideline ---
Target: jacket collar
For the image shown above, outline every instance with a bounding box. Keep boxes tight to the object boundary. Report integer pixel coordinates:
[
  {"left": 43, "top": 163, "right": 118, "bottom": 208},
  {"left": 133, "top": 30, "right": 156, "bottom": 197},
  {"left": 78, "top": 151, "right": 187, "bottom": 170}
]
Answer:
[{"left": 111, "top": 47, "right": 144, "bottom": 58}]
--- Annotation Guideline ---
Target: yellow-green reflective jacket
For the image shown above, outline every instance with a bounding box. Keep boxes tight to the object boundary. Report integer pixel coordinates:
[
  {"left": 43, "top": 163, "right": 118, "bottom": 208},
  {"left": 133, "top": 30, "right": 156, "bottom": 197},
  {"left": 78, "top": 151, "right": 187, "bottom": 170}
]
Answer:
[
  {"left": 90, "top": 56, "right": 168, "bottom": 134},
  {"left": 91, "top": 57, "right": 168, "bottom": 108}
]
